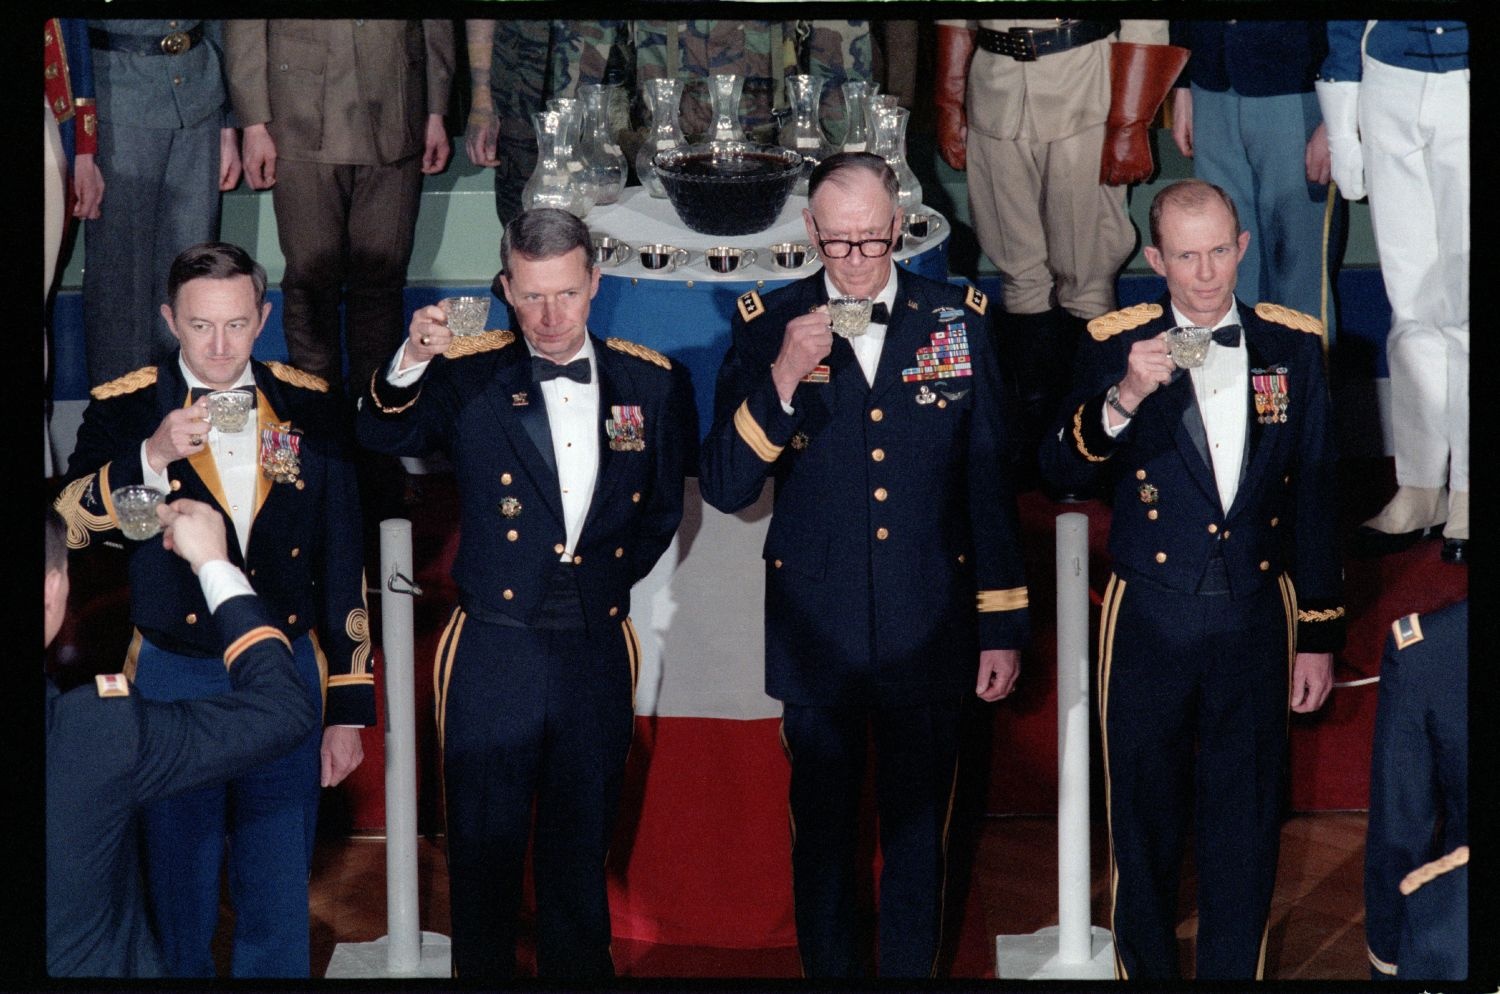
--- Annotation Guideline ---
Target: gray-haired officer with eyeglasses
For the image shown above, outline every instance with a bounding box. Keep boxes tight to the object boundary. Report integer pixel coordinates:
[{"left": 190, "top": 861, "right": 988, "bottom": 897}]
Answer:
[{"left": 700, "top": 151, "right": 1030, "bottom": 978}]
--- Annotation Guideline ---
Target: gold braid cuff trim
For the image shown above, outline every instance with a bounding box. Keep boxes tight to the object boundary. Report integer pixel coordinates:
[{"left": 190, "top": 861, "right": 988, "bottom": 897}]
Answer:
[
  {"left": 368, "top": 370, "right": 422, "bottom": 415},
  {"left": 734, "top": 400, "right": 783, "bottom": 463},
  {"left": 1399, "top": 846, "right": 1468, "bottom": 896},
  {"left": 1254, "top": 302, "right": 1324, "bottom": 336},
  {"left": 977, "top": 587, "right": 1028, "bottom": 612},
  {"left": 607, "top": 337, "right": 672, "bottom": 369},
  {"left": 328, "top": 673, "right": 375, "bottom": 686},
  {"left": 444, "top": 329, "right": 515, "bottom": 359},
  {"left": 55, "top": 473, "right": 115, "bottom": 549},
  {"left": 264, "top": 361, "right": 329, "bottom": 392},
  {"left": 223, "top": 626, "right": 293, "bottom": 669},
  {"left": 90, "top": 366, "right": 158, "bottom": 400},
  {"left": 345, "top": 605, "right": 371, "bottom": 674},
  {"left": 1087, "top": 303, "right": 1162, "bottom": 341},
  {"left": 1072, "top": 405, "right": 1109, "bottom": 463},
  {"left": 1297, "top": 606, "right": 1345, "bottom": 623}
]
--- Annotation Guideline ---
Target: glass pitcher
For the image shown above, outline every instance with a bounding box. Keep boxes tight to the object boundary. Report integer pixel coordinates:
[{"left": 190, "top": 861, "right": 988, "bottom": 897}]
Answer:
[
  {"left": 706, "top": 73, "right": 747, "bottom": 142},
  {"left": 577, "top": 83, "right": 627, "bottom": 206},
  {"left": 636, "top": 77, "right": 685, "bottom": 199},
  {"left": 522, "top": 109, "right": 593, "bottom": 218},
  {"left": 778, "top": 75, "right": 833, "bottom": 198},
  {"left": 838, "top": 80, "right": 878, "bottom": 152},
  {"left": 868, "top": 103, "right": 923, "bottom": 211}
]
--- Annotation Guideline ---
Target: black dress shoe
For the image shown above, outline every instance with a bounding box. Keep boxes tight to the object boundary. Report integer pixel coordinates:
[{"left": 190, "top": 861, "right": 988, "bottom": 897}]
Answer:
[
  {"left": 1441, "top": 537, "right": 1468, "bottom": 564},
  {"left": 1350, "top": 524, "right": 1434, "bottom": 558}
]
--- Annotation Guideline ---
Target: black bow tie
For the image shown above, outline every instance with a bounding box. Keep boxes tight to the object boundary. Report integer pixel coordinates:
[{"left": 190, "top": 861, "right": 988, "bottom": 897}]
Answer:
[
  {"left": 189, "top": 385, "right": 256, "bottom": 403},
  {"left": 532, "top": 356, "right": 591, "bottom": 384},
  {"left": 1212, "top": 324, "right": 1242, "bottom": 348},
  {"left": 869, "top": 302, "right": 890, "bottom": 325}
]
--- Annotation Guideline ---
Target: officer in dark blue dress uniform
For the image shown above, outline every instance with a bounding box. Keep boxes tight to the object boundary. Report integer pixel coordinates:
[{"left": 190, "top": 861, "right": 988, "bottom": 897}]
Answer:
[
  {"left": 1040, "top": 179, "right": 1344, "bottom": 979},
  {"left": 700, "top": 153, "right": 1030, "bottom": 977},
  {"left": 46, "top": 500, "right": 319, "bottom": 978},
  {"left": 54, "top": 243, "right": 373, "bottom": 977},
  {"left": 357, "top": 208, "right": 694, "bottom": 979},
  {"left": 1364, "top": 599, "right": 1467, "bottom": 981}
]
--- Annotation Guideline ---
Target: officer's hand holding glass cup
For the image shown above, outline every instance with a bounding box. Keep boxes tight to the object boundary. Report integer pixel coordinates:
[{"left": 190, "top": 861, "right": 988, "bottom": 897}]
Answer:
[
  {"left": 111, "top": 484, "right": 167, "bottom": 541},
  {"left": 1165, "top": 325, "right": 1211, "bottom": 374},
  {"left": 205, "top": 389, "right": 255, "bottom": 433}
]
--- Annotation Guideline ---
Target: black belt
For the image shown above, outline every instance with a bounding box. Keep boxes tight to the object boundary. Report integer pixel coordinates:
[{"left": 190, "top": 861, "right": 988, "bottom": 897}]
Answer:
[
  {"left": 976, "top": 21, "right": 1119, "bottom": 61},
  {"left": 89, "top": 23, "right": 203, "bottom": 56}
]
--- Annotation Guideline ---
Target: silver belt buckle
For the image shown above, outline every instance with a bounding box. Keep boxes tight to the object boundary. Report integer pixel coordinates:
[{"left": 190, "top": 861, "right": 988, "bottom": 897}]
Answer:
[
  {"left": 160, "top": 31, "right": 191, "bottom": 55},
  {"left": 1006, "top": 28, "right": 1040, "bottom": 62}
]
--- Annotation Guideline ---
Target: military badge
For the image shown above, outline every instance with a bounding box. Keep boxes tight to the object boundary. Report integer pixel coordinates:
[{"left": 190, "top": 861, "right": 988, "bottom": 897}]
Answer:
[
  {"left": 259, "top": 423, "right": 302, "bottom": 484},
  {"left": 512, "top": 391, "right": 529, "bottom": 407},
  {"left": 1252, "top": 368, "right": 1290, "bottom": 424},
  {"left": 95, "top": 673, "right": 130, "bottom": 698},
  {"left": 1138, "top": 483, "right": 1159, "bottom": 505},
  {"left": 934, "top": 306, "right": 964, "bottom": 323},
  {"left": 939, "top": 388, "right": 969, "bottom": 402},
  {"left": 915, "top": 385, "right": 937, "bottom": 405},
  {"left": 499, "top": 496, "right": 523, "bottom": 518},
  {"left": 789, "top": 431, "right": 811, "bottom": 451},
  {"left": 606, "top": 405, "right": 646, "bottom": 452},
  {"left": 902, "top": 325, "right": 973, "bottom": 382},
  {"left": 801, "top": 365, "right": 831, "bottom": 384}
]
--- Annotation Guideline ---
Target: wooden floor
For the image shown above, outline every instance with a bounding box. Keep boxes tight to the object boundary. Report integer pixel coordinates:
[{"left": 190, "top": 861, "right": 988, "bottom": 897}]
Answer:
[{"left": 238, "top": 811, "right": 1370, "bottom": 980}]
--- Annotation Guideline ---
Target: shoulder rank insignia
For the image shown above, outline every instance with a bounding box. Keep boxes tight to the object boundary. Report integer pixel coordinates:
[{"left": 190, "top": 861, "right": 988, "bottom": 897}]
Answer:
[
  {"left": 737, "top": 290, "right": 766, "bottom": 323},
  {"left": 444, "top": 329, "right": 515, "bottom": 360},
  {"left": 1088, "top": 303, "right": 1163, "bottom": 341},
  {"left": 90, "top": 366, "right": 158, "bottom": 400},
  {"left": 1254, "top": 302, "right": 1324, "bottom": 336},
  {"left": 264, "top": 361, "right": 330, "bottom": 393},
  {"left": 606, "top": 337, "right": 672, "bottom": 370},
  {"left": 964, "top": 285, "right": 988, "bottom": 316},
  {"left": 95, "top": 673, "right": 130, "bottom": 698},
  {"left": 1392, "top": 612, "right": 1424, "bottom": 650}
]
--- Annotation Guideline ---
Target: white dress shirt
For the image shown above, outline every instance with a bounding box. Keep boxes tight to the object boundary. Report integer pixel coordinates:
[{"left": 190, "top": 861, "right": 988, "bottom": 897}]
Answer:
[
  {"left": 530, "top": 336, "right": 601, "bottom": 559},
  {"left": 142, "top": 359, "right": 259, "bottom": 556}
]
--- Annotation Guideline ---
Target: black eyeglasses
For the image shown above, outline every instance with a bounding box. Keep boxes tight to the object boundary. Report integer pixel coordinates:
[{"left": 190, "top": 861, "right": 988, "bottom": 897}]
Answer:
[{"left": 810, "top": 218, "right": 895, "bottom": 259}]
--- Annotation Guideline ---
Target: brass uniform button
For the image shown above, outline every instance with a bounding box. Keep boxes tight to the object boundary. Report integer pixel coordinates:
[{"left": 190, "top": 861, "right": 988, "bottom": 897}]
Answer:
[
  {"left": 876, "top": 527, "right": 889, "bottom": 541},
  {"left": 957, "top": 553, "right": 966, "bottom": 563},
  {"left": 1154, "top": 552, "right": 1167, "bottom": 564},
  {"left": 1147, "top": 509, "right": 1158, "bottom": 520},
  {"left": 871, "top": 448, "right": 885, "bottom": 462},
  {"left": 631, "top": 492, "right": 641, "bottom": 503},
  {"left": 937, "top": 399, "right": 948, "bottom": 409},
  {"left": 503, "top": 589, "right": 514, "bottom": 600},
  {"left": 609, "top": 606, "right": 619, "bottom": 617},
  {"left": 874, "top": 487, "right": 888, "bottom": 502},
  {"left": 170, "top": 479, "right": 182, "bottom": 492},
  {"left": 1270, "top": 517, "right": 1279, "bottom": 527},
  {"left": 869, "top": 408, "right": 884, "bottom": 422},
  {"left": 554, "top": 543, "right": 566, "bottom": 554},
  {"left": 1259, "top": 561, "right": 1270, "bottom": 571},
  {"left": 1136, "top": 469, "right": 1147, "bottom": 480},
  {"left": 288, "top": 614, "right": 298, "bottom": 625},
  {"left": 615, "top": 547, "right": 625, "bottom": 558},
  {"left": 507, "top": 530, "right": 519, "bottom": 542},
  {"left": 774, "top": 559, "right": 783, "bottom": 568},
  {"left": 501, "top": 472, "right": 513, "bottom": 485},
  {"left": 1222, "top": 530, "right": 1230, "bottom": 540},
  {"left": 291, "top": 547, "right": 300, "bottom": 557},
  {"left": 1207, "top": 524, "right": 1218, "bottom": 534},
  {"left": 249, "top": 568, "right": 256, "bottom": 577},
  {"left": 295, "top": 480, "right": 305, "bottom": 490},
  {"left": 186, "top": 613, "right": 198, "bottom": 625},
  {"left": 572, "top": 554, "right": 583, "bottom": 565}
]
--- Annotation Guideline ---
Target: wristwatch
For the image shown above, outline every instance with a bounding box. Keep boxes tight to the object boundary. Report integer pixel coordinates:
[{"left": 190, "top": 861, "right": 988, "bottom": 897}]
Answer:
[{"left": 1106, "top": 384, "right": 1138, "bottom": 420}]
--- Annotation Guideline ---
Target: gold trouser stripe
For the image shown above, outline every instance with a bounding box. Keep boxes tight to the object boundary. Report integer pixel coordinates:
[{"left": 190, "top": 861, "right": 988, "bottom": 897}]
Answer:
[
  {"left": 1368, "top": 945, "right": 1398, "bottom": 976},
  {"left": 1278, "top": 574, "right": 1297, "bottom": 727},
  {"left": 434, "top": 608, "right": 466, "bottom": 751},
  {"left": 122, "top": 628, "right": 143, "bottom": 681},
  {"left": 929, "top": 749, "right": 962, "bottom": 979},
  {"left": 308, "top": 628, "right": 329, "bottom": 714},
  {"left": 1256, "top": 917, "right": 1270, "bottom": 980},
  {"left": 223, "top": 626, "right": 293, "bottom": 669},
  {"left": 1319, "top": 183, "right": 1335, "bottom": 366},
  {"left": 622, "top": 617, "right": 641, "bottom": 705},
  {"left": 733, "top": 399, "right": 783, "bottom": 463},
  {"left": 976, "top": 587, "right": 1028, "bottom": 612},
  {"left": 778, "top": 718, "right": 806, "bottom": 979},
  {"left": 1096, "top": 574, "right": 1128, "bottom": 979}
]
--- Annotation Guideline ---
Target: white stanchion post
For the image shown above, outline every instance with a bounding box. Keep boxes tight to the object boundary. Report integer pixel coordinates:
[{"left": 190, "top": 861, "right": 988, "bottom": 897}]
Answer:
[
  {"left": 995, "top": 512, "right": 1114, "bottom": 979},
  {"left": 324, "top": 519, "right": 450, "bottom": 978}
]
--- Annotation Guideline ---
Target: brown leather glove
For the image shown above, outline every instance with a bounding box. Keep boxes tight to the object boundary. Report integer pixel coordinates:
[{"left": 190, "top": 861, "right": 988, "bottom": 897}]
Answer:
[
  {"left": 1100, "top": 42, "right": 1190, "bottom": 186},
  {"left": 935, "top": 24, "right": 976, "bottom": 171}
]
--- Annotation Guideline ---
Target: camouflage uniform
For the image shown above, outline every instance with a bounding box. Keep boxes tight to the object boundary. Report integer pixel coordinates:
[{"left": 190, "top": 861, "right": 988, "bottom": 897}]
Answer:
[
  {"left": 485, "top": 20, "right": 632, "bottom": 223},
  {"left": 629, "top": 20, "right": 873, "bottom": 148}
]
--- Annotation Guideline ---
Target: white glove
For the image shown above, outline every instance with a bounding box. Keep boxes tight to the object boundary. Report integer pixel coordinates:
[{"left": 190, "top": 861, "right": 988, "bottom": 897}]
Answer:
[{"left": 1315, "top": 80, "right": 1365, "bottom": 201}]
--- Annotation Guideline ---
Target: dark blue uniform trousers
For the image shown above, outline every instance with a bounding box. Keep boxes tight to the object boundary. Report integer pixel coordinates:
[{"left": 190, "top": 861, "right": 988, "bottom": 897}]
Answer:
[
  {"left": 134, "top": 634, "right": 323, "bottom": 977},
  {"left": 1098, "top": 569, "right": 1292, "bottom": 979},
  {"left": 436, "top": 606, "right": 636, "bottom": 979},
  {"left": 781, "top": 697, "right": 962, "bottom": 978}
]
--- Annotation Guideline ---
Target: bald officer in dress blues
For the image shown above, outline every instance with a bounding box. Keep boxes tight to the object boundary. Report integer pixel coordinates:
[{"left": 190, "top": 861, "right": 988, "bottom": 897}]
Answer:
[
  {"left": 1041, "top": 179, "right": 1344, "bottom": 979},
  {"left": 700, "top": 152, "right": 1029, "bottom": 978},
  {"left": 357, "top": 208, "right": 694, "bottom": 979},
  {"left": 46, "top": 501, "right": 318, "bottom": 978},
  {"left": 55, "top": 242, "right": 373, "bottom": 977},
  {"left": 1364, "top": 599, "right": 1467, "bottom": 981}
]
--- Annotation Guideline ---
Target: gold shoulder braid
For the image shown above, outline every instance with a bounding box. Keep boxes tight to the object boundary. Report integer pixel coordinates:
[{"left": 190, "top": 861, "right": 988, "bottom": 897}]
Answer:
[
  {"left": 1087, "top": 303, "right": 1163, "bottom": 342},
  {"left": 964, "top": 285, "right": 988, "bottom": 315},
  {"left": 607, "top": 337, "right": 672, "bottom": 370},
  {"left": 264, "top": 361, "right": 330, "bottom": 392},
  {"left": 90, "top": 366, "right": 158, "bottom": 400},
  {"left": 737, "top": 290, "right": 765, "bottom": 323},
  {"left": 1254, "top": 302, "right": 1324, "bottom": 335},
  {"left": 444, "top": 329, "right": 515, "bottom": 360}
]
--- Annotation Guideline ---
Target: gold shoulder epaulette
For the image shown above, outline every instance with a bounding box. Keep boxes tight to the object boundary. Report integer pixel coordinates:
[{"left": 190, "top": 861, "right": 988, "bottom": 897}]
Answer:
[
  {"left": 1088, "top": 303, "right": 1163, "bottom": 341},
  {"left": 737, "top": 290, "right": 766, "bottom": 323},
  {"left": 607, "top": 337, "right": 672, "bottom": 370},
  {"left": 444, "top": 329, "right": 515, "bottom": 360},
  {"left": 1255, "top": 302, "right": 1324, "bottom": 335},
  {"left": 1392, "top": 613, "right": 1424, "bottom": 650},
  {"left": 90, "top": 366, "right": 157, "bottom": 400},
  {"left": 264, "top": 361, "right": 330, "bottom": 393},
  {"left": 965, "top": 285, "right": 988, "bottom": 316}
]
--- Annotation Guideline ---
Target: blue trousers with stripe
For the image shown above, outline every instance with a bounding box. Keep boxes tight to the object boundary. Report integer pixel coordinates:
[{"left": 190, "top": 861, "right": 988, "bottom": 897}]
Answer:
[
  {"left": 435, "top": 609, "right": 636, "bottom": 979},
  {"left": 133, "top": 634, "right": 323, "bottom": 977}
]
